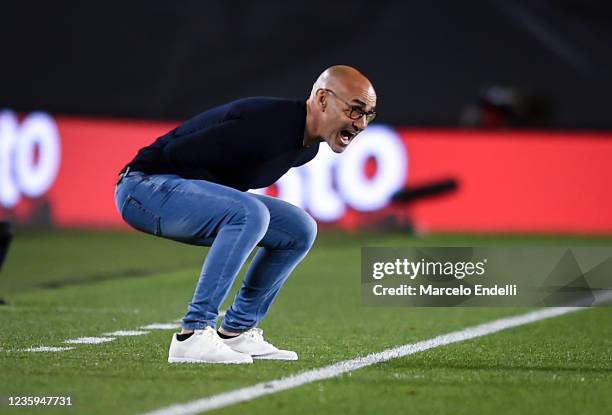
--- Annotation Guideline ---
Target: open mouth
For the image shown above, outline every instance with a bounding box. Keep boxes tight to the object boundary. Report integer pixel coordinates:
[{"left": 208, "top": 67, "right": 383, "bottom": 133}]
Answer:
[{"left": 339, "top": 129, "right": 356, "bottom": 146}]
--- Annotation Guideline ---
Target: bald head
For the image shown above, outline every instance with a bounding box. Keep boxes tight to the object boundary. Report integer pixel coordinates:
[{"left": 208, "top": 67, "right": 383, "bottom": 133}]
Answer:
[
  {"left": 304, "top": 65, "right": 377, "bottom": 153},
  {"left": 310, "top": 65, "right": 375, "bottom": 101}
]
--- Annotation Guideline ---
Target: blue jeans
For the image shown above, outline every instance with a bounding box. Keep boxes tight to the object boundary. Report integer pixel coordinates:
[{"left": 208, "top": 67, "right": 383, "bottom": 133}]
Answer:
[{"left": 114, "top": 171, "right": 317, "bottom": 332}]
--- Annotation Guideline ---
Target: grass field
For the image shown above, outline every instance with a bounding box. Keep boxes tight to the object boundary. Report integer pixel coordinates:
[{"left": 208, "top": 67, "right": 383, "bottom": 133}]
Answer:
[{"left": 1, "top": 230, "right": 611, "bottom": 415}]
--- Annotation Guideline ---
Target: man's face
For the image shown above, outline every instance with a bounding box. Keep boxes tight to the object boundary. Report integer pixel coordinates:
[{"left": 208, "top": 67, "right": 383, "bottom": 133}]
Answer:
[{"left": 319, "top": 84, "right": 377, "bottom": 153}]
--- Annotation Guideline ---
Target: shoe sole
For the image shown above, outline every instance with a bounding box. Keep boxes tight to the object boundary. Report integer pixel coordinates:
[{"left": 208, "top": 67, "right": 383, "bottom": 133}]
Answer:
[
  {"left": 253, "top": 354, "right": 298, "bottom": 361},
  {"left": 168, "top": 357, "right": 253, "bottom": 364}
]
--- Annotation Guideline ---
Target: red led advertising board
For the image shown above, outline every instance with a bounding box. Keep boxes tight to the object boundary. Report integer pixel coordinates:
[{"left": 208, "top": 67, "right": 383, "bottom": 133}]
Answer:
[{"left": 1, "top": 110, "right": 611, "bottom": 234}]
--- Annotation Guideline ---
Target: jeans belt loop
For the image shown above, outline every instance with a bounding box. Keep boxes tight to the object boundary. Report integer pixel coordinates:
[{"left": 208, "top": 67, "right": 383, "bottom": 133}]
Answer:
[{"left": 117, "top": 166, "right": 131, "bottom": 185}]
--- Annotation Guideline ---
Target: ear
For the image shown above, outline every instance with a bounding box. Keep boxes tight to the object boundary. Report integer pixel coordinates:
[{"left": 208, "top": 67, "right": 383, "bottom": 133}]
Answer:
[{"left": 316, "top": 89, "right": 327, "bottom": 111}]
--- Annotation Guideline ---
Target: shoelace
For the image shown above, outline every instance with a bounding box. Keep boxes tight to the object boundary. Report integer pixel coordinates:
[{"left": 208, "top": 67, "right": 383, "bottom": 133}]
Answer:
[
  {"left": 243, "top": 328, "right": 272, "bottom": 346},
  {"left": 195, "top": 327, "right": 227, "bottom": 350}
]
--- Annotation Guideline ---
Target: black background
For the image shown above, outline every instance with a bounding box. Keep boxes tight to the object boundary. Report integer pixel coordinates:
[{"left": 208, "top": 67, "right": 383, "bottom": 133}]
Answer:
[{"left": 2, "top": 0, "right": 611, "bottom": 128}]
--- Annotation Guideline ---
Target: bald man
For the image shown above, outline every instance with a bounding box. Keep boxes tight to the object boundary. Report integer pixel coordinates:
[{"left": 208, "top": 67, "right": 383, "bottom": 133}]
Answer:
[{"left": 115, "top": 65, "right": 377, "bottom": 364}]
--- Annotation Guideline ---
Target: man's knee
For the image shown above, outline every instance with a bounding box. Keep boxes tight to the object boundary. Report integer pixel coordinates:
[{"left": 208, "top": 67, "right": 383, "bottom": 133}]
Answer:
[
  {"left": 293, "top": 211, "right": 318, "bottom": 252},
  {"left": 231, "top": 196, "right": 270, "bottom": 240}
]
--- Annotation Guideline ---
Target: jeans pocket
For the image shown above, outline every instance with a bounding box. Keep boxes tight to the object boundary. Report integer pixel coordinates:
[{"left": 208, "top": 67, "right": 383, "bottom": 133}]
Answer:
[{"left": 121, "top": 195, "right": 161, "bottom": 236}]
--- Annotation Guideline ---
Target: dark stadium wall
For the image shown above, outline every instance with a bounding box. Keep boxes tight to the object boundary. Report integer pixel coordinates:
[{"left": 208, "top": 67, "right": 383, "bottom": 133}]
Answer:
[{"left": 2, "top": 0, "right": 612, "bottom": 129}]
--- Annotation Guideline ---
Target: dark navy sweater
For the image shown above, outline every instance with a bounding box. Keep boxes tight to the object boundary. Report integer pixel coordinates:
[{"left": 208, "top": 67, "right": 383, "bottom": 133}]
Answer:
[{"left": 124, "top": 97, "right": 320, "bottom": 191}]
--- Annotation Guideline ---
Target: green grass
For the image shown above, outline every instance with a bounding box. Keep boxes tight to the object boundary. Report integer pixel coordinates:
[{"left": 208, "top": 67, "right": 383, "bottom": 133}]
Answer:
[{"left": 1, "top": 230, "right": 611, "bottom": 414}]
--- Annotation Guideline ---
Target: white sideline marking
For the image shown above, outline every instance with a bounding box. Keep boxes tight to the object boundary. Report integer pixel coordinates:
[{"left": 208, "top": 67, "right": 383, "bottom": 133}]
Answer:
[
  {"left": 22, "top": 319, "right": 183, "bottom": 352},
  {"left": 104, "top": 330, "right": 150, "bottom": 336},
  {"left": 23, "top": 346, "right": 75, "bottom": 352},
  {"left": 141, "top": 293, "right": 612, "bottom": 415},
  {"left": 64, "top": 337, "right": 115, "bottom": 344},
  {"left": 141, "top": 323, "right": 180, "bottom": 330}
]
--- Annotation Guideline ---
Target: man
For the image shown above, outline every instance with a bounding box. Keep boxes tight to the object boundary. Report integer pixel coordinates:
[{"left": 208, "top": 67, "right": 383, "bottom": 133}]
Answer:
[
  {"left": 115, "top": 65, "right": 377, "bottom": 364},
  {"left": 0, "top": 221, "right": 11, "bottom": 271},
  {"left": 0, "top": 221, "right": 12, "bottom": 306}
]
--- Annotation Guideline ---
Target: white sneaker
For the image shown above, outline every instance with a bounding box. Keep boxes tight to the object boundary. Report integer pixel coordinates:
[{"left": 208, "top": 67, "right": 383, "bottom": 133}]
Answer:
[
  {"left": 168, "top": 327, "right": 253, "bottom": 364},
  {"left": 221, "top": 328, "right": 298, "bottom": 361}
]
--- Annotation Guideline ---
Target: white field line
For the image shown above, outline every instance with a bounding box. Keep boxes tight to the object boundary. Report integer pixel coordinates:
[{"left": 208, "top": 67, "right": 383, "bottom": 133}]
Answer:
[
  {"left": 23, "top": 346, "right": 75, "bottom": 352},
  {"left": 141, "top": 291, "right": 612, "bottom": 415},
  {"left": 20, "top": 308, "right": 229, "bottom": 352},
  {"left": 64, "top": 337, "right": 116, "bottom": 344},
  {"left": 22, "top": 321, "right": 176, "bottom": 352},
  {"left": 141, "top": 323, "right": 180, "bottom": 330},
  {"left": 104, "top": 330, "right": 150, "bottom": 336}
]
